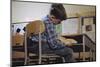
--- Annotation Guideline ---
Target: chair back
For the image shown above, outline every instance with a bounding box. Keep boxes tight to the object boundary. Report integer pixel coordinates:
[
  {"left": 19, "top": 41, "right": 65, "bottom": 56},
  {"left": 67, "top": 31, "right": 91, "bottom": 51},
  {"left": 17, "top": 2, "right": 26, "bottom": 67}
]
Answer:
[
  {"left": 12, "top": 33, "right": 24, "bottom": 46},
  {"left": 26, "top": 20, "right": 45, "bottom": 37}
]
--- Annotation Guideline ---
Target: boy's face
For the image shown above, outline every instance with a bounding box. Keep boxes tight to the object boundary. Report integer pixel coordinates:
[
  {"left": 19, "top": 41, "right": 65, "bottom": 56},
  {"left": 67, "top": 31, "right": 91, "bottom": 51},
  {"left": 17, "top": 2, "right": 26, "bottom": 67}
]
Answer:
[{"left": 50, "top": 15, "right": 61, "bottom": 25}]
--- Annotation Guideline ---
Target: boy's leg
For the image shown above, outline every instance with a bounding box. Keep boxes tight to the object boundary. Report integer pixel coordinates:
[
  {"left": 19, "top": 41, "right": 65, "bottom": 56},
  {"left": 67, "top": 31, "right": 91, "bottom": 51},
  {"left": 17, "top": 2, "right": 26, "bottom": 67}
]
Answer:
[{"left": 53, "top": 46, "right": 75, "bottom": 63}]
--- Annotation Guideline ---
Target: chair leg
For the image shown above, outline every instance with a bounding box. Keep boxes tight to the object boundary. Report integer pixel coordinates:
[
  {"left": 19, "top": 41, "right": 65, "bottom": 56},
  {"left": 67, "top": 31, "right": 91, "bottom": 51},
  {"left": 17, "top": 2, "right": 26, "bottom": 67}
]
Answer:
[
  {"left": 62, "top": 57, "right": 65, "bottom": 63},
  {"left": 39, "top": 32, "right": 42, "bottom": 64}
]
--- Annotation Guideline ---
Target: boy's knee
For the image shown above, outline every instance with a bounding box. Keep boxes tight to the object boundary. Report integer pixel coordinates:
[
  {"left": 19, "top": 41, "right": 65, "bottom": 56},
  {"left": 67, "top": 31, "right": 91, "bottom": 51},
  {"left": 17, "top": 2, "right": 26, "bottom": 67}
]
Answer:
[
  {"left": 69, "top": 48, "right": 73, "bottom": 54},
  {"left": 65, "top": 47, "right": 73, "bottom": 56}
]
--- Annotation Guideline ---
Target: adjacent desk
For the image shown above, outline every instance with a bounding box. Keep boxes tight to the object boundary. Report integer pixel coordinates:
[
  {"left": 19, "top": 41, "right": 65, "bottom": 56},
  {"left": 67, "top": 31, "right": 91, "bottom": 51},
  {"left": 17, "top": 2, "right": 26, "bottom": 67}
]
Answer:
[{"left": 61, "top": 34, "right": 92, "bottom": 61}]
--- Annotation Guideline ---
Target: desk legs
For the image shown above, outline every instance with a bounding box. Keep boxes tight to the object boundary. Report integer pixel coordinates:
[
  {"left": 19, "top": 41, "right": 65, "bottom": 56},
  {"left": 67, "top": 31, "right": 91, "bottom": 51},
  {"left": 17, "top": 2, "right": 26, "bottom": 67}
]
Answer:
[{"left": 83, "top": 35, "right": 85, "bottom": 61}]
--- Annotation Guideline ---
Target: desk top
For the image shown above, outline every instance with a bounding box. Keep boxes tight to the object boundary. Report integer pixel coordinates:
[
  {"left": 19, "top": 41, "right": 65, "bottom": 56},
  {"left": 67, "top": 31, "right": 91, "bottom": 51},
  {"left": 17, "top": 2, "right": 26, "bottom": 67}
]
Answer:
[
  {"left": 61, "top": 34, "right": 83, "bottom": 43},
  {"left": 61, "top": 34, "right": 83, "bottom": 37}
]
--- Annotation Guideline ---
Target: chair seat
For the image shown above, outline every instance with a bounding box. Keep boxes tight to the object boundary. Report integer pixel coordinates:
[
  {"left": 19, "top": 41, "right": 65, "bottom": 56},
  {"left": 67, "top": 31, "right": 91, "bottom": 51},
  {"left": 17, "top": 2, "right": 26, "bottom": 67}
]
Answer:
[
  {"left": 12, "top": 46, "right": 24, "bottom": 52},
  {"left": 41, "top": 54, "right": 60, "bottom": 58}
]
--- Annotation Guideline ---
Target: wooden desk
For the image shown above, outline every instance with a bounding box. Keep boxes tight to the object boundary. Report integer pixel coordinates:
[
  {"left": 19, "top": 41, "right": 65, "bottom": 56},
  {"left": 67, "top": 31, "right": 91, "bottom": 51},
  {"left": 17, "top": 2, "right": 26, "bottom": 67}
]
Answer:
[{"left": 61, "top": 34, "right": 90, "bottom": 61}]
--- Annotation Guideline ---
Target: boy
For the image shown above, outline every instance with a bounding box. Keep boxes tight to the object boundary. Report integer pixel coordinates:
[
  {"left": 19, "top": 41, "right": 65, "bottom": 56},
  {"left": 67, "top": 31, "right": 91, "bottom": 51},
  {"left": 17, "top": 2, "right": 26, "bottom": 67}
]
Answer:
[{"left": 30, "top": 3, "right": 75, "bottom": 63}]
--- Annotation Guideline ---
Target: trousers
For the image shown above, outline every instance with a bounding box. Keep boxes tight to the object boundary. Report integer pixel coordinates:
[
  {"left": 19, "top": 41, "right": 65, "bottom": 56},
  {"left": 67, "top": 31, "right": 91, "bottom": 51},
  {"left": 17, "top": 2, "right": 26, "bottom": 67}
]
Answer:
[{"left": 27, "top": 38, "right": 75, "bottom": 63}]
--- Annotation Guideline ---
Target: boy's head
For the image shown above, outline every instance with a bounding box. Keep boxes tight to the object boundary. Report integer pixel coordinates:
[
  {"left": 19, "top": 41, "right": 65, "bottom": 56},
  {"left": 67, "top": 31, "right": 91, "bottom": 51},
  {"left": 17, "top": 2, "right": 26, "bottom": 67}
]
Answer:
[{"left": 50, "top": 3, "right": 67, "bottom": 24}]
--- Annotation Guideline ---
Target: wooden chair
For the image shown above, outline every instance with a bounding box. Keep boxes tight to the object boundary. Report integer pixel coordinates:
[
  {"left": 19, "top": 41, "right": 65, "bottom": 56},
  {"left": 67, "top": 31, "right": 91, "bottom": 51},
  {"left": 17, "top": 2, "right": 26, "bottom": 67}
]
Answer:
[
  {"left": 24, "top": 20, "right": 65, "bottom": 65},
  {"left": 12, "top": 33, "right": 25, "bottom": 66},
  {"left": 12, "top": 33, "right": 24, "bottom": 46}
]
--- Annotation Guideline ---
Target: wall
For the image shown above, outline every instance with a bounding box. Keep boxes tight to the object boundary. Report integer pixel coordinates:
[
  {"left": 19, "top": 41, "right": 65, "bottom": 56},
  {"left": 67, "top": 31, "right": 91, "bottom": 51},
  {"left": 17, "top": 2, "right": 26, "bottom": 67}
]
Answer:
[
  {"left": 12, "top": 1, "right": 51, "bottom": 23},
  {"left": 12, "top": 1, "right": 95, "bottom": 23}
]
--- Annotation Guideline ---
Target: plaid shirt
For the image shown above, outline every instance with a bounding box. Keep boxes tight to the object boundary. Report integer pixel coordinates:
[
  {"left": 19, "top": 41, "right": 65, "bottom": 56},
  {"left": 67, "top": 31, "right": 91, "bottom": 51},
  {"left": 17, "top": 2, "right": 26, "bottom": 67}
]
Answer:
[{"left": 31, "top": 15, "right": 65, "bottom": 50}]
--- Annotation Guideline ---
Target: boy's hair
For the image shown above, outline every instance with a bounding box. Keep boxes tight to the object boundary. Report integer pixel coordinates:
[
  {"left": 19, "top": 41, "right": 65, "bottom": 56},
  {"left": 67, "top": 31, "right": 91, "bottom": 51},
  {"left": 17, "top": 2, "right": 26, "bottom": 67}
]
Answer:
[
  {"left": 16, "top": 28, "right": 21, "bottom": 33},
  {"left": 50, "top": 3, "right": 67, "bottom": 21}
]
